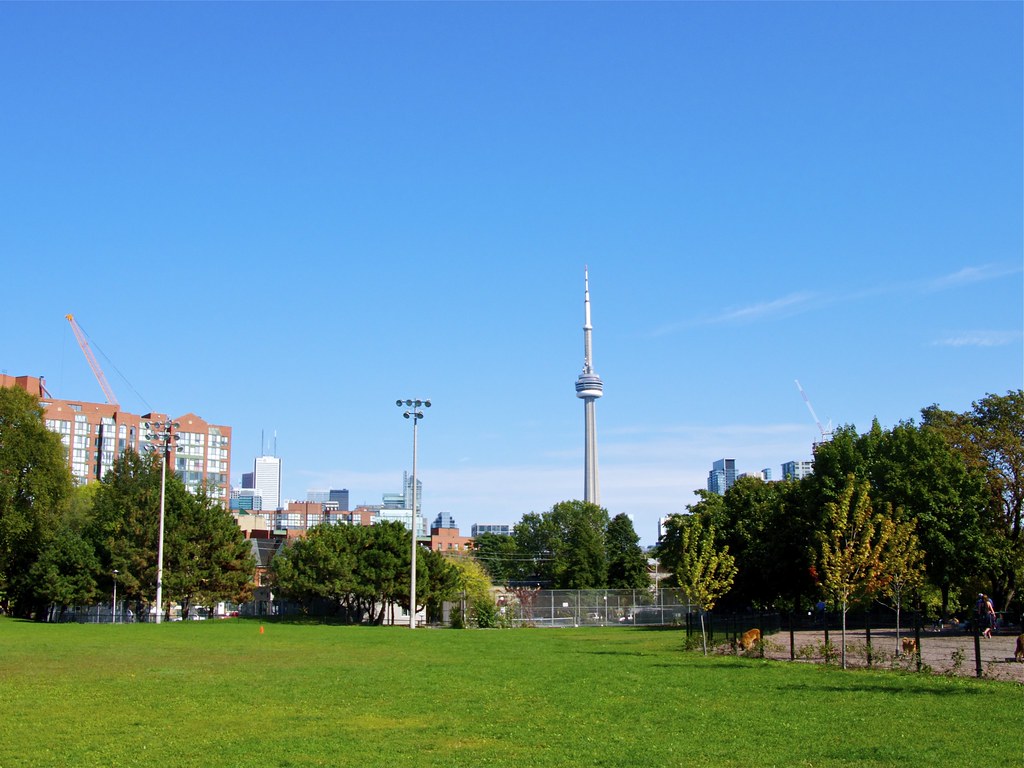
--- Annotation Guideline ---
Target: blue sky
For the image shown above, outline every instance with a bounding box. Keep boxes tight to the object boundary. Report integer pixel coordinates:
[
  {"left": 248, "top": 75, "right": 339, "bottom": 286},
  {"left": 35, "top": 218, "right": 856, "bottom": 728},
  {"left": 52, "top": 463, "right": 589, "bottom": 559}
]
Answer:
[{"left": 2, "top": 3, "right": 1021, "bottom": 545}]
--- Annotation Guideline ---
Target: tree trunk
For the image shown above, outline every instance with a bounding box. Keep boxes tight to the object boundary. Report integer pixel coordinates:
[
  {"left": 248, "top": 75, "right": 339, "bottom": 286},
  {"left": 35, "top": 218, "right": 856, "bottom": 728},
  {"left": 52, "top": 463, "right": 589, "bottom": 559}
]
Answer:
[
  {"left": 895, "top": 596, "right": 902, "bottom": 654},
  {"left": 699, "top": 611, "right": 708, "bottom": 656},
  {"left": 841, "top": 599, "right": 848, "bottom": 669}
]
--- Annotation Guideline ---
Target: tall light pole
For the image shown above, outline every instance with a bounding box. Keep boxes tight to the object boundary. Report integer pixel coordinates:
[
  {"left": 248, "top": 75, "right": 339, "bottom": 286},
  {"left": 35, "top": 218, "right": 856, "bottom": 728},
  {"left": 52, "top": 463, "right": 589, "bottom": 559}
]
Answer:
[
  {"left": 145, "top": 419, "right": 179, "bottom": 624},
  {"left": 112, "top": 569, "right": 118, "bottom": 624},
  {"left": 397, "top": 398, "right": 430, "bottom": 629}
]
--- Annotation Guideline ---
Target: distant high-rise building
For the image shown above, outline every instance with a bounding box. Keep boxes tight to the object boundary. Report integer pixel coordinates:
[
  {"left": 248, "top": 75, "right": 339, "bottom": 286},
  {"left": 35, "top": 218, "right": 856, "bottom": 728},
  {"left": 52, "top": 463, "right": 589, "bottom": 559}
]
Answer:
[
  {"left": 781, "top": 460, "right": 814, "bottom": 481},
  {"left": 471, "top": 523, "right": 511, "bottom": 537},
  {"left": 329, "top": 488, "right": 350, "bottom": 511},
  {"left": 306, "top": 489, "right": 329, "bottom": 504},
  {"left": 379, "top": 472, "right": 424, "bottom": 535},
  {"left": 431, "top": 512, "right": 457, "bottom": 531},
  {"left": 254, "top": 456, "right": 282, "bottom": 511},
  {"left": 383, "top": 472, "right": 421, "bottom": 513},
  {"left": 231, "top": 488, "right": 263, "bottom": 511},
  {"left": 242, "top": 471, "right": 254, "bottom": 488},
  {"left": 708, "top": 458, "right": 737, "bottom": 495},
  {"left": 575, "top": 268, "right": 604, "bottom": 504}
]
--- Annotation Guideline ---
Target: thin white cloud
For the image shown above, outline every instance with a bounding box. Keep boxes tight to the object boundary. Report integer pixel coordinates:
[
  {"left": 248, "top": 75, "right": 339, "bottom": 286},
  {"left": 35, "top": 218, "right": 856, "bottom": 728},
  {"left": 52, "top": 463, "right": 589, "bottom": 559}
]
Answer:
[
  {"left": 704, "top": 292, "right": 820, "bottom": 324},
  {"left": 650, "top": 261, "right": 1020, "bottom": 337},
  {"left": 931, "top": 330, "right": 1022, "bottom": 348},
  {"left": 924, "top": 263, "right": 1022, "bottom": 292},
  {"left": 650, "top": 292, "right": 821, "bottom": 334}
]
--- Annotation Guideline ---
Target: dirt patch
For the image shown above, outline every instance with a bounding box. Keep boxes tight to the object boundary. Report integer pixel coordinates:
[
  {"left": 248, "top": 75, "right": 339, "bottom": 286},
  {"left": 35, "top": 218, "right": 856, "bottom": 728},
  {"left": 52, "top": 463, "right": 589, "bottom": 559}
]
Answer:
[{"left": 745, "top": 629, "right": 1023, "bottom": 684}]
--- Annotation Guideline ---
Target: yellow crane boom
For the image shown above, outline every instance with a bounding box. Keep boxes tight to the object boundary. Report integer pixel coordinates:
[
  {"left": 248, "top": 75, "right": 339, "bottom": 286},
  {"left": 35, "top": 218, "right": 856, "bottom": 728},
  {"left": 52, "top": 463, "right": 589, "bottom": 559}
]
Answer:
[{"left": 66, "top": 314, "right": 119, "bottom": 407}]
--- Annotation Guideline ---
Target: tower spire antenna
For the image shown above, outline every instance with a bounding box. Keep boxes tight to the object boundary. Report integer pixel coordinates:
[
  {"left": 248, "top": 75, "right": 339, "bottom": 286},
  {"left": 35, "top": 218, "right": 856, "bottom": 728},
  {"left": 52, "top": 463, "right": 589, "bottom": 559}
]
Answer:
[{"left": 575, "top": 268, "right": 604, "bottom": 504}]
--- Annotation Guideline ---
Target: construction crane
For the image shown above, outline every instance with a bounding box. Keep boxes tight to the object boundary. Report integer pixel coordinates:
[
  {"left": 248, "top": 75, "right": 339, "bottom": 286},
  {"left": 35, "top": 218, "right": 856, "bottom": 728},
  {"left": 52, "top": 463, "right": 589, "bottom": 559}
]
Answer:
[
  {"left": 66, "top": 314, "right": 120, "bottom": 407},
  {"left": 795, "top": 379, "right": 832, "bottom": 444}
]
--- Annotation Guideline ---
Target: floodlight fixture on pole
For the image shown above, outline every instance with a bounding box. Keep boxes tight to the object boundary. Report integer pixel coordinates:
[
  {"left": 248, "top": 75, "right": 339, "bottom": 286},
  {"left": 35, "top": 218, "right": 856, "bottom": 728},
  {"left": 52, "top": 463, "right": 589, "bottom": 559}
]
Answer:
[
  {"left": 396, "top": 398, "right": 430, "bottom": 629},
  {"left": 144, "top": 419, "right": 180, "bottom": 624}
]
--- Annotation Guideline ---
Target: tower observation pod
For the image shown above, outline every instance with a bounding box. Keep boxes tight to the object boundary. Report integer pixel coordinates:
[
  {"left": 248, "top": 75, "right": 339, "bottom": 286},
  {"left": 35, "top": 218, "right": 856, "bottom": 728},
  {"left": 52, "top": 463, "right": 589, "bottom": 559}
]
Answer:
[{"left": 575, "top": 268, "right": 603, "bottom": 504}]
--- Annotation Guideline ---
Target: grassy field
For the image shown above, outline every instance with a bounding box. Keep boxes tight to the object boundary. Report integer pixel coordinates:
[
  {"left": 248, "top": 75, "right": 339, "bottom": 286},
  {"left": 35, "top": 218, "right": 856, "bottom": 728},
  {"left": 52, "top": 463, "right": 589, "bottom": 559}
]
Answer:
[{"left": 0, "top": 618, "right": 1018, "bottom": 768}]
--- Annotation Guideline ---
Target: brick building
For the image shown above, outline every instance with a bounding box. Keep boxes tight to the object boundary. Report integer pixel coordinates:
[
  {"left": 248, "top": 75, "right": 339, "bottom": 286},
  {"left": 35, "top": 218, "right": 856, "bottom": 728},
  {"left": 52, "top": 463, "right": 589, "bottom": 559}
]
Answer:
[{"left": 1, "top": 374, "right": 231, "bottom": 505}]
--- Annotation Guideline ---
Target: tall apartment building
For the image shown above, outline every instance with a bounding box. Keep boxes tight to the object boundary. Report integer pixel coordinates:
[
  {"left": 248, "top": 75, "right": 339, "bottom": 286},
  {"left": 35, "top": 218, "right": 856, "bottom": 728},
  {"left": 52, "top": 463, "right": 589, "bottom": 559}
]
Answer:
[
  {"left": 1, "top": 374, "right": 231, "bottom": 503},
  {"left": 707, "top": 458, "right": 737, "bottom": 495},
  {"left": 329, "top": 488, "right": 350, "bottom": 511},
  {"left": 253, "top": 456, "right": 282, "bottom": 512},
  {"left": 781, "top": 460, "right": 814, "bottom": 480}
]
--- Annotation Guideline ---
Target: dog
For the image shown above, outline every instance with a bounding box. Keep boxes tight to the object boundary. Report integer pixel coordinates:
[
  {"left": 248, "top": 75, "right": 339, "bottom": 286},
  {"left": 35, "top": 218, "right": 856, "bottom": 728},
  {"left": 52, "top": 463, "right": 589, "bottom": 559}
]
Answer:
[
  {"left": 1015, "top": 634, "right": 1024, "bottom": 663},
  {"left": 901, "top": 637, "right": 917, "bottom": 655},
  {"left": 738, "top": 628, "right": 761, "bottom": 652}
]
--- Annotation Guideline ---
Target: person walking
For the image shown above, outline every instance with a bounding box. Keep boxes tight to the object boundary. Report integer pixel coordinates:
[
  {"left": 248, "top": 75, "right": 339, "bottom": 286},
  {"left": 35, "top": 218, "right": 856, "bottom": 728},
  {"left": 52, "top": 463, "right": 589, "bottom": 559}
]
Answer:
[{"left": 976, "top": 593, "right": 996, "bottom": 638}]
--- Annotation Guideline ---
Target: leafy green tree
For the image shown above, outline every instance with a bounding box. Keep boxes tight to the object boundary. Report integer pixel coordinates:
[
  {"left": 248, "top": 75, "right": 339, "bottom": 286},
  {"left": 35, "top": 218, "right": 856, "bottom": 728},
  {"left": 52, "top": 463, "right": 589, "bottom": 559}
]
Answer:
[
  {"left": 272, "top": 522, "right": 361, "bottom": 616},
  {"left": 712, "top": 476, "right": 815, "bottom": 611},
  {"left": 925, "top": 391, "right": 1024, "bottom": 611},
  {"left": 0, "top": 386, "right": 74, "bottom": 616},
  {"left": 546, "top": 501, "right": 609, "bottom": 589},
  {"left": 163, "top": 486, "right": 254, "bottom": 619},
  {"left": 29, "top": 526, "right": 100, "bottom": 619},
  {"left": 655, "top": 491, "right": 724, "bottom": 587},
  {"left": 507, "top": 502, "right": 612, "bottom": 588},
  {"left": 817, "top": 475, "right": 893, "bottom": 669},
  {"left": 420, "top": 548, "right": 460, "bottom": 624},
  {"left": 449, "top": 555, "right": 500, "bottom": 627},
  {"left": 670, "top": 513, "right": 737, "bottom": 655},
  {"left": 606, "top": 513, "right": 647, "bottom": 589},
  {"left": 471, "top": 532, "right": 521, "bottom": 585},
  {"left": 87, "top": 449, "right": 165, "bottom": 616},
  {"left": 512, "top": 512, "right": 554, "bottom": 585},
  {"left": 810, "top": 420, "right": 987, "bottom": 618},
  {"left": 359, "top": 521, "right": 414, "bottom": 624},
  {"left": 878, "top": 516, "right": 925, "bottom": 652}
]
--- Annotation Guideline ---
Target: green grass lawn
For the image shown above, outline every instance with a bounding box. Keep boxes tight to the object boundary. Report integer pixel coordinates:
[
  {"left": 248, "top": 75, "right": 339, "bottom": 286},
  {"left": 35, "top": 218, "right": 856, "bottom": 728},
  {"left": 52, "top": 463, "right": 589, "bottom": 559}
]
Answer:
[{"left": 0, "top": 618, "right": 1018, "bottom": 768}]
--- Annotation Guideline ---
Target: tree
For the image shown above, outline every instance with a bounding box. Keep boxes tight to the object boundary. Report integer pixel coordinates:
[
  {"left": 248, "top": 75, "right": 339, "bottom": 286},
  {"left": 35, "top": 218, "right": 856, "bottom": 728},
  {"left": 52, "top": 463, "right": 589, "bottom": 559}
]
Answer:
[
  {"left": 29, "top": 527, "right": 99, "bottom": 619},
  {"left": 471, "top": 532, "right": 521, "bottom": 585},
  {"left": 670, "top": 514, "right": 737, "bottom": 655},
  {"left": 817, "top": 475, "right": 893, "bottom": 669},
  {"left": 712, "top": 476, "right": 815, "bottom": 611},
  {"left": 811, "top": 419, "right": 988, "bottom": 618},
  {"left": 86, "top": 449, "right": 166, "bottom": 617},
  {"left": 510, "top": 502, "right": 610, "bottom": 588},
  {"left": 0, "top": 386, "right": 74, "bottom": 616},
  {"left": 359, "top": 521, "right": 414, "bottom": 624},
  {"left": 878, "top": 516, "right": 925, "bottom": 653},
  {"left": 420, "top": 548, "right": 460, "bottom": 624},
  {"left": 655, "top": 491, "right": 725, "bottom": 582},
  {"left": 546, "top": 501, "right": 609, "bottom": 589},
  {"left": 925, "top": 391, "right": 1024, "bottom": 611},
  {"left": 272, "top": 523, "right": 361, "bottom": 617},
  {"left": 606, "top": 513, "right": 647, "bottom": 589},
  {"left": 449, "top": 555, "right": 500, "bottom": 627},
  {"left": 162, "top": 485, "right": 255, "bottom": 619},
  {"left": 512, "top": 512, "right": 554, "bottom": 585}
]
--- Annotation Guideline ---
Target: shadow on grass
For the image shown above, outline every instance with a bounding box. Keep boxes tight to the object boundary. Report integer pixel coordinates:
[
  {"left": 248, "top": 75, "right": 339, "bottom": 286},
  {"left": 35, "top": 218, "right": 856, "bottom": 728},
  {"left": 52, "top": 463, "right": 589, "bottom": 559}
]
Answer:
[{"left": 776, "top": 682, "right": 991, "bottom": 696}]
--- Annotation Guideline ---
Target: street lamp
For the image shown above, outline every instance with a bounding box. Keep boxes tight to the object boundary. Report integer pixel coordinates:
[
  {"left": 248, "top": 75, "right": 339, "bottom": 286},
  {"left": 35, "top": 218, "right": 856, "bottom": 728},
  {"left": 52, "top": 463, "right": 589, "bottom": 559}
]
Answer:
[
  {"left": 145, "top": 419, "right": 180, "bottom": 624},
  {"left": 396, "top": 398, "right": 430, "bottom": 629},
  {"left": 112, "top": 569, "right": 118, "bottom": 624}
]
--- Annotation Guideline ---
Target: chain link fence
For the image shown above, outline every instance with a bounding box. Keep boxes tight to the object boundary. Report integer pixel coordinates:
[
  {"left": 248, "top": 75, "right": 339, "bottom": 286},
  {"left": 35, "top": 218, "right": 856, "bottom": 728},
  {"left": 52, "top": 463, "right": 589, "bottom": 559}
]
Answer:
[{"left": 501, "top": 588, "right": 695, "bottom": 627}]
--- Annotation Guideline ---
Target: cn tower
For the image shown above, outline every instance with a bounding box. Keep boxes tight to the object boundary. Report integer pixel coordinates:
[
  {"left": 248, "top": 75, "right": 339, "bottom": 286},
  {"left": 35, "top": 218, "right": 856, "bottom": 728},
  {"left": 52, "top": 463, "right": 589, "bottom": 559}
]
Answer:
[{"left": 575, "top": 267, "right": 603, "bottom": 504}]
